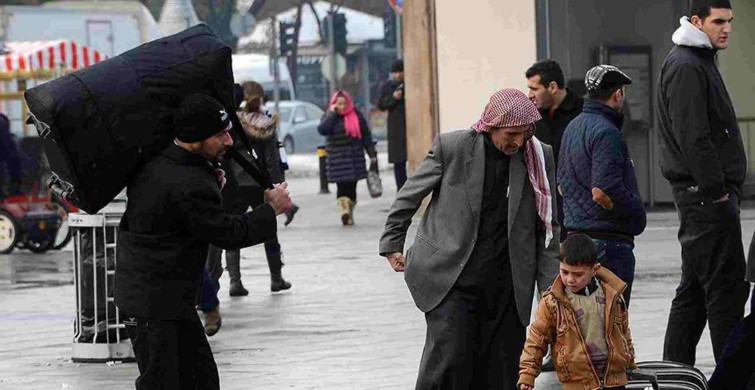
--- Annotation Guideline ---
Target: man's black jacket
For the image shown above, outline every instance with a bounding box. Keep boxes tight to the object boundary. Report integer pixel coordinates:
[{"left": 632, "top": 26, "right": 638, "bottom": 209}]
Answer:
[
  {"left": 114, "top": 144, "right": 277, "bottom": 319},
  {"left": 534, "top": 89, "right": 583, "bottom": 166},
  {"left": 377, "top": 79, "right": 407, "bottom": 164},
  {"left": 656, "top": 45, "right": 746, "bottom": 199}
]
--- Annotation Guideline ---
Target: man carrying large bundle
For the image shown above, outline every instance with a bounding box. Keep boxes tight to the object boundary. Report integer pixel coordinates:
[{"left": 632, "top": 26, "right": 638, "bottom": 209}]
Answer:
[{"left": 114, "top": 94, "right": 292, "bottom": 389}]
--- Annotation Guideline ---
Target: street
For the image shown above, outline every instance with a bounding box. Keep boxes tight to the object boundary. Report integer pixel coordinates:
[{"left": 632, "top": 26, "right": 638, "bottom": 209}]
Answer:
[{"left": 1, "top": 170, "right": 753, "bottom": 390}]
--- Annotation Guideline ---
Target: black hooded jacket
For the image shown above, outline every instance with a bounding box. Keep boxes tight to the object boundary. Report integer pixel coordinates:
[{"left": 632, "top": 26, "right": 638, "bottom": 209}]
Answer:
[{"left": 656, "top": 37, "right": 745, "bottom": 199}]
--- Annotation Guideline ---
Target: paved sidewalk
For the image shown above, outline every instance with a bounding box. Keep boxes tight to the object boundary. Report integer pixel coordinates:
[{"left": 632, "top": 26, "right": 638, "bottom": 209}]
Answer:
[{"left": 0, "top": 172, "right": 753, "bottom": 389}]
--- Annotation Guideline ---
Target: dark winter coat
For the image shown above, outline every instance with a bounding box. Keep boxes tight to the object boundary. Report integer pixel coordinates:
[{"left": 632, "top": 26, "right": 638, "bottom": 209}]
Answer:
[
  {"left": 318, "top": 110, "right": 377, "bottom": 183},
  {"left": 558, "top": 100, "right": 646, "bottom": 238},
  {"left": 656, "top": 45, "right": 746, "bottom": 200},
  {"left": 114, "top": 144, "right": 277, "bottom": 320},
  {"left": 222, "top": 110, "right": 284, "bottom": 213},
  {"left": 377, "top": 78, "right": 407, "bottom": 163}
]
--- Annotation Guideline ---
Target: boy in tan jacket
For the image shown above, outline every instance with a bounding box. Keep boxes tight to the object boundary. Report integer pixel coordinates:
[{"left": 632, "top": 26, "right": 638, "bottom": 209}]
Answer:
[{"left": 519, "top": 234, "right": 636, "bottom": 390}]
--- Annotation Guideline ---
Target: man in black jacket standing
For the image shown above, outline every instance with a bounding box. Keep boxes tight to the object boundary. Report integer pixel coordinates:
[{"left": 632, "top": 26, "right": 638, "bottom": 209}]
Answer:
[
  {"left": 115, "top": 94, "right": 292, "bottom": 389},
  {"left": 526, "top": 59, "right": 583, "bottom": 243},
  {"left": 657, "top": 0, "right": 748, "bottom": 365},
  {"left": 378, "top": 59, "right": 407, "bottom": 190}
]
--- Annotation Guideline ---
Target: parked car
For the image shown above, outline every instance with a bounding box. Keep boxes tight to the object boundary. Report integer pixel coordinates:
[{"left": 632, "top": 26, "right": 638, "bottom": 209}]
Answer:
[{"left": 266, "top": 101, "right": 326, "bottom": 154}]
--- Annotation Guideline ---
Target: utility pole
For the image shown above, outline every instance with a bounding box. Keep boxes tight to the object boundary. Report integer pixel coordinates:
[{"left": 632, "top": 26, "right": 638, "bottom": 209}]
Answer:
[
  {"left": 327, "top": 11, "right": 337, "bottom": 96},
  {"left": 270, "top": 16, "right": 281, "bottom": 114},
  {"left": 395, "top": 11, "right": 402, "bottom": 59}
]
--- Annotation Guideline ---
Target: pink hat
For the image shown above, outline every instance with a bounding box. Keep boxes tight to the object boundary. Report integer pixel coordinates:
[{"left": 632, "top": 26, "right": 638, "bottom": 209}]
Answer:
[{"left": 471, "top": 89, "right": 542, "bottom": 132}]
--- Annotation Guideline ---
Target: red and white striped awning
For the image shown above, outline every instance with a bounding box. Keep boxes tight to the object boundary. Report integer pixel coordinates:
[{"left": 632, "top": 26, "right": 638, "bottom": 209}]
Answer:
[{"left": 0, "top": 40, "right": 106, "bottom": 74}]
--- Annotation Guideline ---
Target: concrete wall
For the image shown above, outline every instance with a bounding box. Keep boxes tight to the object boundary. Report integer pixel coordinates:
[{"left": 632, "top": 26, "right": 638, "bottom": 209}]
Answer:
[
  {"left": 434, "top": 1, "right": 537, "bottom": 133},
  {"left": 719, "top": 0, "right": 755, "bottom": 174},
  {"left": 719, "top": 0, "right": 755, "bottom": 119}
]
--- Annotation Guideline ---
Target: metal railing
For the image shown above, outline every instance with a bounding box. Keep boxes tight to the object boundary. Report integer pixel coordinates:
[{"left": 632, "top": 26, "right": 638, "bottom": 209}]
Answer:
[{"left": 70, "top": 206, "right": 134, "bottom": 363}]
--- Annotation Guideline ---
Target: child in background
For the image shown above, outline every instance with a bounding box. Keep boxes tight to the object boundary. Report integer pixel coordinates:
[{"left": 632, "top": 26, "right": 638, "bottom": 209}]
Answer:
[{"left": 518, "top": 234, "right": 636, "bottom": 390}]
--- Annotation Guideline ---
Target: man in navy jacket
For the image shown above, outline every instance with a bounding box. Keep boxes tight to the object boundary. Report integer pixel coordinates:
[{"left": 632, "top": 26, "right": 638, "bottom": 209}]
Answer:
[{"left": 558, "top": 65, "right": 646, "bottom": 306}]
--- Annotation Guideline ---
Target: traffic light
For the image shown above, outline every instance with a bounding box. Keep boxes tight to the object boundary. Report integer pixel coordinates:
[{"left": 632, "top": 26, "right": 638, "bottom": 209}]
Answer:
[
  {"left": 332, "top": 13, "right": 347, "bottom": 55},
  {"left": 324, "top": 13, "right": 347, "bottom": 55},
  {"left": 383, "top": 12, "right": 396, "bottom": 48},
  {"left": 279, "top": 21, "right": 296, "bottom": 57}
]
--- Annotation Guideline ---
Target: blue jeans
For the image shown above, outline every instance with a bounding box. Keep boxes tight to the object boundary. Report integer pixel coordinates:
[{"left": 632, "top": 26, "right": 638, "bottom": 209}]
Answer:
[
  {"left": 199, "top": 267, "right": 219, "bottom": 312},
  {"left": 592, "top": 239, "right": 635, "bottom": 307}
]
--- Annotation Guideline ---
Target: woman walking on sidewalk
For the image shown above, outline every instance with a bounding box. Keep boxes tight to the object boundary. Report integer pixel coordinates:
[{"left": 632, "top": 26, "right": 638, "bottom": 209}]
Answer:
[
  {"left": 317, "top": 90, "right": 377, "bottom": 225},
  {"left": 205, "top": 81, "right": 292, "bottom": 302}
]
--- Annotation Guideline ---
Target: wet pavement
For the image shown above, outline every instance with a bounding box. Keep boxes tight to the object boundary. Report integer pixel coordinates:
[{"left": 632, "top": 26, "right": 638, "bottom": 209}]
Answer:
[{"left": 1, "top": 169, "right": 754, "bottom": 389}]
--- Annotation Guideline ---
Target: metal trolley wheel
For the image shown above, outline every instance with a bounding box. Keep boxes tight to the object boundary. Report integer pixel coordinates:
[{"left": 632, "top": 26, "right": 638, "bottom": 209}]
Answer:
[
  {"left": 0, "top": 210, "right": 19, "bottom": 254},
  {"left": 52, "top": 202, "right": 72, "bottom": 250}
]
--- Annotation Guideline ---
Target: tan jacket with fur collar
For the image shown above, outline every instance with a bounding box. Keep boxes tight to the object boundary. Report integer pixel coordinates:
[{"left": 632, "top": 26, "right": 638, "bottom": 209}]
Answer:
[{"left": 518, "top": 267, "right": 636, "bottom": 390}]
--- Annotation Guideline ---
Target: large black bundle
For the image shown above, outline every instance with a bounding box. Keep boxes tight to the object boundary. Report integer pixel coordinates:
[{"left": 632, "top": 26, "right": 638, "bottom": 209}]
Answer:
[
  {"left": 24, "top": 24, "right": 268, "bottom": 214},
  {"left": 628, "top": 361, "right": 708, "bottom": 390}
]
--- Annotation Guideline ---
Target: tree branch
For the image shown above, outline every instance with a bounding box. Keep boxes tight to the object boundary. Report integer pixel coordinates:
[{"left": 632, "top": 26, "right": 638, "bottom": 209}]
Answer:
[{"left": 307, "top": 0, "right": 325, "bottom": 44}]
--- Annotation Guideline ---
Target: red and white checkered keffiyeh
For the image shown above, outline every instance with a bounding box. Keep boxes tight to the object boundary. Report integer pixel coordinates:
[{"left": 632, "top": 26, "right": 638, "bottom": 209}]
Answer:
[{"left": 472, "top": 89, "right": 554, "bottom": 246}]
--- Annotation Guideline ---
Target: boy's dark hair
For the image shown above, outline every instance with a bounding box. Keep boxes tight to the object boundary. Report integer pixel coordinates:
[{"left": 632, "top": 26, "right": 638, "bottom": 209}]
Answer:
[
  {"left": 560, "top": 234, "right": 598, "bottom": 266},
  {"left": 689, "top": 0, "right": 732, "bottom": 20},
  {"left": 525, "top": 59, "right": 565, "bottom": 89}
]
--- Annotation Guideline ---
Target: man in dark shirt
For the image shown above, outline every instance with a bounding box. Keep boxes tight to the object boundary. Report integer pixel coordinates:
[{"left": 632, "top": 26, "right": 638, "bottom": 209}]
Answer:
[
  {"left": 526, "top": 59, "right": 584, "bottom": 165},
  {"left": 526, "top": 59, "right": 583, "bottom": 245},
  {"left": 115, "top": 94, "right": 292, "bottom": 389}
]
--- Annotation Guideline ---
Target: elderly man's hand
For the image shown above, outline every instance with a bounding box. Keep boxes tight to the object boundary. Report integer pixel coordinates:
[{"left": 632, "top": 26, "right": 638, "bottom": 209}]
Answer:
[
  {"left": 266, "top": 182, "right": 293, "bottom": 216},
  {"left": 592, "top": 187, "right": 614, "bottom": 210},
  {"left": 386, "top": 252, "right": 406, "bottom": 272}
]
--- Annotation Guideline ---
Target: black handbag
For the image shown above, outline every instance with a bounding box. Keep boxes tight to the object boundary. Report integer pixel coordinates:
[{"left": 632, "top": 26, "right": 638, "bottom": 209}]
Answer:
[{"left": 367, "top": 160, "right": 382, "bottom": 198}]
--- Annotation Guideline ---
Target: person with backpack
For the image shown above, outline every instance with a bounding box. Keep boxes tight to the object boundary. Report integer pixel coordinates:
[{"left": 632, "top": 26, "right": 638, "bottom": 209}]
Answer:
[{"left": 114, "top": 94, "right": 292, "bottom": 389}]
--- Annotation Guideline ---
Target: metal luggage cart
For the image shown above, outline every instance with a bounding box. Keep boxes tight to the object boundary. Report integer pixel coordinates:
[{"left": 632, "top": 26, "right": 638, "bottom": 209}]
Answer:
[{"left": 70, "top": 202, "right": 134, "bottom": 362}]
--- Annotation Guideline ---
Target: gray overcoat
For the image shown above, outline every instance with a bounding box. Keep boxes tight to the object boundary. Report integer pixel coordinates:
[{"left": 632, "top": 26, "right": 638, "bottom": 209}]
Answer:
[{"left": 379, "top": 129, "right": 560, "bottom": 326}]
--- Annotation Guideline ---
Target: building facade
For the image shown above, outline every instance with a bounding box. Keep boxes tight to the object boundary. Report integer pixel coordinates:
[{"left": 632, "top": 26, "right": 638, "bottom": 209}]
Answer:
[{"left": 404, "top": 0, "right": 755, "bottom": 203}]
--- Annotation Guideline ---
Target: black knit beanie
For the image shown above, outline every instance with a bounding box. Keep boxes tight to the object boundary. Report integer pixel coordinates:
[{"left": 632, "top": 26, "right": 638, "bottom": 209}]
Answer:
[
  {"left": 174, "top": 94, "right": 232, "bottom": 143},
  {"left": 391, "top": 59, "right": 404, "bottom": 73}
]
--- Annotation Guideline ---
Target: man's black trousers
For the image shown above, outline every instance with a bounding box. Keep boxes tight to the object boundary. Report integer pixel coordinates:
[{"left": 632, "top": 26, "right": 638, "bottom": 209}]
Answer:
[
  {"left": 124, "top": 312, "right": 219, "bottom": 389},
  {"left": 415, "top": 285, "right": 524, "bottom": 389},
  {"left": 663, "top": 189, "right": 749, "bottom": 365}
]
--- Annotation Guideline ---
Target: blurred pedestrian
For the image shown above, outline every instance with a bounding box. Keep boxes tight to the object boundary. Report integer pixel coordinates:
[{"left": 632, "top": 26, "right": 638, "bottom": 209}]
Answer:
[
  {"left": 318, "top": 90, "right": 377, "bottom": 225},
  {"left": 656, "top": 0, "right": 748, "bottom": 365},
  {"left": 203, "top": 82, "right": 293, "bottom": 305},
  {"left": 229, "top": 81, "right": 292, "bottom": 295},
  {"left": 526, "top": 59, "right": 583, "bottom": 243},
  {"left": 379, "top": 89, "right": 559, "bottom": 389},
  {"left": 0, "top": 113, "right": 22, "bottom": 197},
  {"left": 115, "top": 93, "right": 292, "bottom": 389},
  {"left": 378, "top": 59, "right": 407, "bottom": 191},
  {"left": 558, "top": 65, "right": 646, "bottom": 307}
]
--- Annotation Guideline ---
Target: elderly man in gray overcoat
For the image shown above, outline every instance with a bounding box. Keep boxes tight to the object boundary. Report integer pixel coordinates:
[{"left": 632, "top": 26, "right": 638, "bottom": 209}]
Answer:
[{"left": 379, "top": 89, "right": 560, "bottom": 389}]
